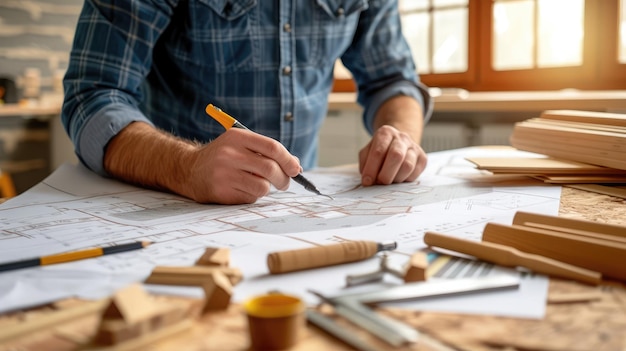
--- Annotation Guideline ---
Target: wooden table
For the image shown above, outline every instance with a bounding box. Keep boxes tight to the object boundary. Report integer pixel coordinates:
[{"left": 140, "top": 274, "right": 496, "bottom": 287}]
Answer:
[{"left": 1, "top": 187, "right": 625, "bottom": 351}]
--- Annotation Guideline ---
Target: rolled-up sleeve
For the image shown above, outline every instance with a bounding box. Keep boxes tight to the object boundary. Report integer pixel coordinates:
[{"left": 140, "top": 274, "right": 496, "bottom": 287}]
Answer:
[
  {"left": 61, "top": 0, "right": 174, "bottom": 175},
  {"left": 340, "top": 0, "right": 433, "bottom": 134}
]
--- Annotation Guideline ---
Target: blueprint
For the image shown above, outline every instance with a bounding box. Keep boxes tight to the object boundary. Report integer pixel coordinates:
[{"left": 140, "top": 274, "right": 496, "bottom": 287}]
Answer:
[{"left": 0, "top": 147, "right": 559, "bottom": 316}]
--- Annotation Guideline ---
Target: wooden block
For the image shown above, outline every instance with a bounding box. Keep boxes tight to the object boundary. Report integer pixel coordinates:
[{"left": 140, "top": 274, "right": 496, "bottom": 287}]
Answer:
[
  {"left": 196, "top": 247, "right": 230, "bottom": 267},
  {"left": 202, "top": 271, "right": 233, "bottom": 312},
  {"left": 145, "top": 265, "right": 243, "bottom": 286},
  {"left": 482, "top": 223, "right": 626, "bottom": 282},
  {"left": 403, "top": 251, "right": 428, "bottom": 282},
  {"left": 95, "top": 284, "right": 191, "bottom": 345},
  {"left": 101, "top": 283, "right": 158, "bottom": 325}
]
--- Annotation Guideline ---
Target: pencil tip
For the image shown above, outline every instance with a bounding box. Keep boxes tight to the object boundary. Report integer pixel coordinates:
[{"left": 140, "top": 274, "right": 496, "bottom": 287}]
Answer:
[{"left": 142, "top": 241, "right": 152, "bottom": 247}]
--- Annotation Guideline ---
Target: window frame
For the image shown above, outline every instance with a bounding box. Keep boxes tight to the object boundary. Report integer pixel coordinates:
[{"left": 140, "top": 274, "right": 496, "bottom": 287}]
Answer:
[{"left": 333, "top": 0, "right": 626, "bottom": 92}]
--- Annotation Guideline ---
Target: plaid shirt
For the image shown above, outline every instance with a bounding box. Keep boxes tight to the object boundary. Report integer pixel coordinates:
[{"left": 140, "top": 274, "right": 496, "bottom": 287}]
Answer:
[{"left": 62, "top": 0, "right": 431, "bottom": 175}]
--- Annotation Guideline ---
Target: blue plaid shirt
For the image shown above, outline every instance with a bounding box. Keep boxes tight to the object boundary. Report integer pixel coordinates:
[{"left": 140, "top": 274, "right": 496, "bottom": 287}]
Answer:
[{"left": 62, "top": 0, "right": 432, "bottom": 175}]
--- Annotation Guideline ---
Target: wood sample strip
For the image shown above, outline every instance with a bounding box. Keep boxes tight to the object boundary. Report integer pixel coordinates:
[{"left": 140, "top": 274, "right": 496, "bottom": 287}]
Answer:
[
  {"left": 0, "top": 299, "right": 108, "bottom": 343},
  {"left": 530, "top": 119, "right": 626, "bottom": 136},
  {"left": 482, "top": 223, "right": 626, "bottom": 282},
  {"left": 532, "top": 175, "right": 626, "bottom": 184},
  {"left": 423, "top": 231, "right": 601, "bottom": 285},
  {"left": 512, "top": 211, "right": 626, "bottom": 238},
  {"left": 515, "top": 119, "right": 626, "bottom": 144},
  {"left": 465, "top": 157, "right": 625, "bottom": 174},
  {"left": 510, "top": 136, "right": 626, "bottom": 170},
  {"left": 512, "top": 125, "right": 626, "bottom": 152},
  {"left": 540, "top": 109, "right": 626, "bottom": 127}
]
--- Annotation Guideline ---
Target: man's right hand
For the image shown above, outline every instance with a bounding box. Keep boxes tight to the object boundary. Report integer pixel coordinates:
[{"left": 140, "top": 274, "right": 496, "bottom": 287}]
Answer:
[{"left": 104, "top": 122, "right": 302, "bottom": 204}]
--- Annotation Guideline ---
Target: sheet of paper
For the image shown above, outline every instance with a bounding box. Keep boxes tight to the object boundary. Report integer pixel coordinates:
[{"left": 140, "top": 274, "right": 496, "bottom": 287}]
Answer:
[{"left": 0, "top": 147, "right": 558, "bottom": 317}]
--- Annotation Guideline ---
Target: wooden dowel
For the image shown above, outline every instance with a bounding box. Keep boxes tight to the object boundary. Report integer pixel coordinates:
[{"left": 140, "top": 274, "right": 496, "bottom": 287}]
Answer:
[
  {"left": 423, "top": 232, "right": 601, "bottom": 285},
  {"left": 513, "top": 211, "right": 626, "bottom": 238},
  {"left": 482, "top": 223, "right": 626, "bottom": 282}
]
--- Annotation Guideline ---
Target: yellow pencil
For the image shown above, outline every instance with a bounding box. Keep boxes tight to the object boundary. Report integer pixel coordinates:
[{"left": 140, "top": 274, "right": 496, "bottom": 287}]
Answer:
[
  {"left": 205, "top": 104, "right": 333, "bottom": 199},
  {"left": 0, "top": 241, "right": 151, "bottom": 272}
]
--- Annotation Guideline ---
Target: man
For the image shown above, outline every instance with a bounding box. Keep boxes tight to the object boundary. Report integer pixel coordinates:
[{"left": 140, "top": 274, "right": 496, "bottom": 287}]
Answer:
[{"left": 62, "top": 0, "right": 432, "bottom": 205}]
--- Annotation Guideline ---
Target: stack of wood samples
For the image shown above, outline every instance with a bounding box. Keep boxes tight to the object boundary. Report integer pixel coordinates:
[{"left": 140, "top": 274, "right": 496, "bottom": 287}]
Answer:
[
  {"left": 465, "top": 156, "right": 626, "bottom": 184},
  {"left": 509, "top": 109, "right": 626, "bottom": 171}
]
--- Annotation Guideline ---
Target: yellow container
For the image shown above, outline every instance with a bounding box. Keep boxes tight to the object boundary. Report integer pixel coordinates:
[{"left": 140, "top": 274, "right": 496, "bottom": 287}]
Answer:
[{"left": 244, "top": 293, "right": 305, "bottom": 350}]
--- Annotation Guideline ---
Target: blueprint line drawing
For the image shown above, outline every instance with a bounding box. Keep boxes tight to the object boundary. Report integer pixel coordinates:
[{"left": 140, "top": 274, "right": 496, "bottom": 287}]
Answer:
[{"left": 0, "top": 147, "right": 559, "bottom": 316}]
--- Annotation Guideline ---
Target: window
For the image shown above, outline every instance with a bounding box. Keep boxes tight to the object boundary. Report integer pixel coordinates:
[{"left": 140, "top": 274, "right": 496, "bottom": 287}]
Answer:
[{"left": 333, "top": 0, "right": 626, "bottom": 92}]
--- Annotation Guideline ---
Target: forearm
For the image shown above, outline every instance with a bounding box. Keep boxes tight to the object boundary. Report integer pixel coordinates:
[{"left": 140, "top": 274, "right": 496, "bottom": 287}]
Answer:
[
  {"left": 104, "top": 122, "right": 198, "bottom": 198},
  {"left": 373, "top": 95, "right": 424, "bottom": 144}
]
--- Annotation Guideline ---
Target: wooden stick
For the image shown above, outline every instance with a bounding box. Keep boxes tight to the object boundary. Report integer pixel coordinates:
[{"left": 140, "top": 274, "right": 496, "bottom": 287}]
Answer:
[
  {"left": 423, "top": 232, "right": 602, "bottom": 285},
  {"left": 0, "top": 299, "right": 108, "bottom": 343},
  {"left": 482, "top": 223, "right": 626, "bottom": 282},
  {"left": 512, "top": 211, "right": 626, "bottom": 238}
]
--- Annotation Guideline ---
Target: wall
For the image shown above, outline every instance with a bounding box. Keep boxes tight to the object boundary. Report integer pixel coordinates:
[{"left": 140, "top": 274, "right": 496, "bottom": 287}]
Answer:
[
  {"left": 0, "top": 0, "right": 82, "bottom": 194},
  {"left": 0, "top": 0, "right": 82, "bottom": 96}
]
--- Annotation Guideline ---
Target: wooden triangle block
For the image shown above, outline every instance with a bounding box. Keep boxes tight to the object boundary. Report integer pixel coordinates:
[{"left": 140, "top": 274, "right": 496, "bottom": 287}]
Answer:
[
  {"left": 101, "top": 283, "right": 158, "bottom": 325},
  {"left": 196, "top": 247, "right": 230, "bottom": 267},
  {"left": 202, "top": 271, "right": 233, "bottom": 312},
  {"left": 95, "top": 283, "right": 190, "bottom": 345},
  {"left": 403, "top": 251, "right": 428, "bottom": 282}
]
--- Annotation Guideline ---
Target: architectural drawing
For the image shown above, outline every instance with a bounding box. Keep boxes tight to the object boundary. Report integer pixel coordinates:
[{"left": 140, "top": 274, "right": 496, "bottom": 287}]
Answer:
[{"left": 0, "top": 147, "right": 559, "bottom": 316}]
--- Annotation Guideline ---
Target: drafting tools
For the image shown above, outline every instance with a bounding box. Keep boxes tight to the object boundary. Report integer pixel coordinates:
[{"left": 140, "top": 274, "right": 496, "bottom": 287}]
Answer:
[
  {"left": 306, "top": 309, "right": 384, "bottom": 351},
  {"left": 335, "top": 275, "right": 520, "bottom": 305},
  {"left": 345, "top": 253, "right": 403, "bottom": 286},
  {"left": 346, "top": 250, "right": 429, "bottom": 286},
  {"left": 309, "top": 275, "right": 519, "bottom": 347},
  {"left": 0, "top": 241, "right": 150, "bottom": 273},
  {"left": 309, "top": 290, "right": 418, "bottom": 347},
  {"left": 267, "top": 240, "right": 397, "bottom": 274},
  {"left": 424, "top": 232, "right": 602, "bottom": 285},
  {"left": 205, "top": 104, "right": 333, "bottom": 199}
]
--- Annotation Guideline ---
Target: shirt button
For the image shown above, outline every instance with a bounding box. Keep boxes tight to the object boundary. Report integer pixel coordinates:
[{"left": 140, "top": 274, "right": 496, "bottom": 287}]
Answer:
[
  {"left": 283, "top": 23, "right": 292, "bottom": 32},
  {"left": 282, "top": 66, "right": 292, "bottom": 75},
  {"left": 284, "top": 112, "right": 294, "bottom": 121},
  {"left": 337, "top": 7, "right": 345, "bottom": 16}
]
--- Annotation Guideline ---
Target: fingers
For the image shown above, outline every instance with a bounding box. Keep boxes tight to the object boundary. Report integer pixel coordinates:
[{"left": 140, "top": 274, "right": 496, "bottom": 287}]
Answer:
[
  {"left": 359, "top": 125, "right": 427, "bottom": 186},
  {"left": 244, "top": 131, "right": 302, "bottom": 178},
  {"left": 187, "top": 129, "right": 300, "bottom": 204}
]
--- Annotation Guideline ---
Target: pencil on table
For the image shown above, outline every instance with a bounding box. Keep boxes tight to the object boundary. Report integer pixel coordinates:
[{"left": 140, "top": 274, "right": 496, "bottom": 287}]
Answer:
[{"left": 0, "top": 241, "right": 151, "bottom": 273}]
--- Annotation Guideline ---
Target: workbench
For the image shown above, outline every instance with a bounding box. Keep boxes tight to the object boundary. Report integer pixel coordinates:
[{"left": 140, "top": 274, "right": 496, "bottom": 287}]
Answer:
[{"left": 0, "top": 188, "right": 625, "bottom": 351}]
